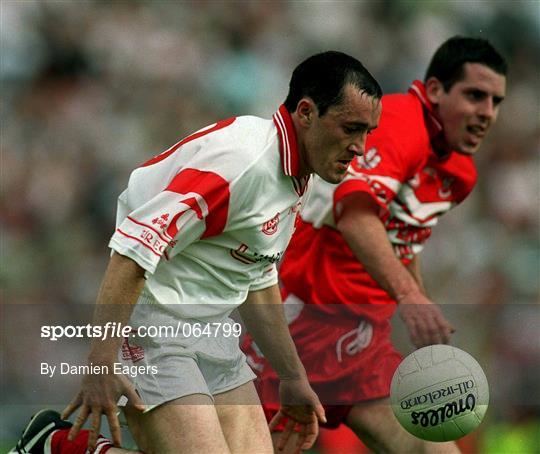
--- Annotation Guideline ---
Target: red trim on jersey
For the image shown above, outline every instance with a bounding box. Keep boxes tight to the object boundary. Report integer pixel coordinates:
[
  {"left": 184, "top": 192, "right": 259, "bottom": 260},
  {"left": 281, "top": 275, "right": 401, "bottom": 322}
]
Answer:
[
  {"left": 408, "top": 81, "right": 442, "bottom": 139},
  {"left": 116, "top": 229, "right": 162, "bottom": 257},
  {"left": 181, "top": 197, "right": 204, "bottom": 219},
  {"left": 165, "top": 168, "right": 229, "bottom": 239},
  {"left": 273, "top": 105, "right": 300, "bottom": 177},
  {"left": 165, "top": 201, "right": 204, "bottom": 239},
  {"left": 140, "top": 117, "right": 236, "bottom": 167},
  {"left": 127, "top": 216, "right": 172, "bottom": 242}
]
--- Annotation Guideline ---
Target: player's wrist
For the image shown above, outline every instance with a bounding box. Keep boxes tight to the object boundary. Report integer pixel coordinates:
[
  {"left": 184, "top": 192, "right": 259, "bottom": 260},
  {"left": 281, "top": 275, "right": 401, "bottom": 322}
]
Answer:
[
  {"left": 395, "top": 289, "right": 425, "bottom": 304},
  {"left": 278, "top": 373, "right": 306, "bottom": 382},
  {"left": 276, "top": 365, "right": 308, "bottom": 382},
  {"left": 87, "top": 349, "right": 118, "bottom": 367}
]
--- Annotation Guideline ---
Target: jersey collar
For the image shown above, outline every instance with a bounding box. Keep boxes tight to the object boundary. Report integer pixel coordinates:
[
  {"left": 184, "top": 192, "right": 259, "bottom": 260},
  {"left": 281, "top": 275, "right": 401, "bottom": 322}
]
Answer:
[
  {"left": 409, "top": 80, "right": 451, "bottom": 157},
  {"left": 273, "top": 105, "right": 301, "bottom": 177}
]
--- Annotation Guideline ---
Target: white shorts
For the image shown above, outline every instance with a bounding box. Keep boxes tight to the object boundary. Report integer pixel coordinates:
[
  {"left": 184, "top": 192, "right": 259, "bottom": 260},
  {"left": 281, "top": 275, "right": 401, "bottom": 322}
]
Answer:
[{"left": 117, "top": 302, "right": 256, "bottom": 412}]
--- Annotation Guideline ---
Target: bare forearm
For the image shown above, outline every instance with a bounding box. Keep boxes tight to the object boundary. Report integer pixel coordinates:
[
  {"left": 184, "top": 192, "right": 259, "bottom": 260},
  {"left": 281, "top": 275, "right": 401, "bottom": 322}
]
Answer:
[
  {"left": 238, "top": 285, "right": 306, "bottom": 380},
  {"left": 88, "top": 253, "right": 146, "bottom": 363},
  {"left": 336, "top": 193, "right": 454, "bottom": 346},
  {"left": 406, "top": 254, "right": 426, "bottom": 294},
  {"left": 336, "top": 193, "right": 422, "bottom": 301}
]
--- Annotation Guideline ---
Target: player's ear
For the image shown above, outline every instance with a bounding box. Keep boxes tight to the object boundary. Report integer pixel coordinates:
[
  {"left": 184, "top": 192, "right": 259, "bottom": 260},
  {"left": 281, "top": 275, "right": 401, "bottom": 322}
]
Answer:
[
  {"left": 296, "top": 98, "right": 316, "bottom": 127},
  {"left": 425, "top": 77, "right": 444, "bottom": 105}
]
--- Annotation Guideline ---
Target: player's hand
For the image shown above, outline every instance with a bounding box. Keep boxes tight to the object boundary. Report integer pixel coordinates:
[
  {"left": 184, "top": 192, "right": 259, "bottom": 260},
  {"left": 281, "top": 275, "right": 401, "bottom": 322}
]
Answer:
[
  {"left": 398, "top": 292, "right": 455, "bottom": 348},
  {"left": 269, "top": 378, "right": 326, "bottom": 453},
  {"left": 61, "top": 369, "right": 145, "bottom": 450}
]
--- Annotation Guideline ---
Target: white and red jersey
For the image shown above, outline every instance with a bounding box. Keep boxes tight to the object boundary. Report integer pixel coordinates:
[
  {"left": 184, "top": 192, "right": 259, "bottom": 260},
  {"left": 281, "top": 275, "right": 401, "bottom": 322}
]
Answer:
[
  {"left": 279, "top": 81, "right": 477, "bottom": 319},
  {"left": 109, "top": 105, "right": 310, "bottom": 319}
]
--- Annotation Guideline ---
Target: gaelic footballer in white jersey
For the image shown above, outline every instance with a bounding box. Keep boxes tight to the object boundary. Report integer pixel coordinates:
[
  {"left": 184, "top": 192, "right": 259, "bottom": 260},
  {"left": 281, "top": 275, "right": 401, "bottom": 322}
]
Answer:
[{"left": 109, "top": 105, "right": 310, "bottom": 320}]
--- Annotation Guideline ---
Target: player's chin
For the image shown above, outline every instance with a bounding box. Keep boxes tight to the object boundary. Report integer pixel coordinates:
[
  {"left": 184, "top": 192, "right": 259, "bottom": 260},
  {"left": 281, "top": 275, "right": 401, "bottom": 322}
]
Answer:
[
  {"left": 455, "top": 134, "right": 485, "bottom": 155},
  {"left": 319, "top": 168, "right": 347, "bottom": 184},
  {"left": 456, "top": 142, "right": 481, "bottom": 156}
]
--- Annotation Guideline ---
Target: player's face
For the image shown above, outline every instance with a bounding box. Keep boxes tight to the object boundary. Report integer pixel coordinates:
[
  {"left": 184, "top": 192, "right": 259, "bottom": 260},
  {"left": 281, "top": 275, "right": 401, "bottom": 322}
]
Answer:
[
  {"left": 428, "top": 63, "right": 506, "bottom": 155},
  {"left": 302, "top": 85, "right": 381, "bottom": 184}
]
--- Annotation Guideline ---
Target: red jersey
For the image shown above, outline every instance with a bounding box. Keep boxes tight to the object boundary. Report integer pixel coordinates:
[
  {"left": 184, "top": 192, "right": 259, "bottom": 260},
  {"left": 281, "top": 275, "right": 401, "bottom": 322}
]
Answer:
[{"left": 279, "top": 81, "right": 477, "bottom": 320}]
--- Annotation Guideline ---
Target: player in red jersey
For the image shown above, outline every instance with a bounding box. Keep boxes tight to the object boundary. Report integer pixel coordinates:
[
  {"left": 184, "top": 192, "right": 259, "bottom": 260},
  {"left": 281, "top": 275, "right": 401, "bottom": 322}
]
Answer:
[{"left": 244, "top": 36, "right": 507, "bottom": 453}]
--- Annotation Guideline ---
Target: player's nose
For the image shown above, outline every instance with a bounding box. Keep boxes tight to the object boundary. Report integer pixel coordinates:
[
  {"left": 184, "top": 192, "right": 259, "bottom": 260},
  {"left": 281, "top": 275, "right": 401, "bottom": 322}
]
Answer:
[
  {"left": 478, "top": 98, "right": 496, "bottom": 121},
  {"left": 348, "top": 136, "right": 367, "bottom": 157}
]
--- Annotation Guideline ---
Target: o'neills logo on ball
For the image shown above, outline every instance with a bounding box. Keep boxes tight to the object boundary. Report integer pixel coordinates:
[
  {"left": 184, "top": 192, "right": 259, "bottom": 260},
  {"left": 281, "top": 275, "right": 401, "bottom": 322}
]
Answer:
[
  {"left": 411, "top": 393, "right": 476, "bottom": 427},
  {"left": 400, "top": 379, "right": 475, "bottom": 410},
  {"left": 262, "top": 213, "right": 280, "bottom": 235}
]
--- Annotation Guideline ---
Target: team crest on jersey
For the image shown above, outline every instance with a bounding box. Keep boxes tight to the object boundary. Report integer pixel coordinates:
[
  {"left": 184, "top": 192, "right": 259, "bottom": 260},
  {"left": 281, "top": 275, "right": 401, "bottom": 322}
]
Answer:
[
  {"left": 358, "top": 147, "right": 381, "bottom": 169},
  {"left": 151, "top": 213, "right": 170, "bottom": 231},
  {"left": 262, "top": 212, "right": 280, "bottom": 235}
]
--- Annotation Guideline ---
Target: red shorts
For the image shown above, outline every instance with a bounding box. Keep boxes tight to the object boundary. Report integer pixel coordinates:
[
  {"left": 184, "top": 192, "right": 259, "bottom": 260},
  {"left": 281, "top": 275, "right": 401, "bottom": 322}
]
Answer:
[{"left": 242, "top": 292, "right": 402, "bottom": 429}]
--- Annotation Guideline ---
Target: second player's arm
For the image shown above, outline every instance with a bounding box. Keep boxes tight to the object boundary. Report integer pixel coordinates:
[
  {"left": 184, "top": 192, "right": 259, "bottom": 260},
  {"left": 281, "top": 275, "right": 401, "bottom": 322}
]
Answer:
[{"left": 335, "top": 192, "right": 453, "bottom": 347}]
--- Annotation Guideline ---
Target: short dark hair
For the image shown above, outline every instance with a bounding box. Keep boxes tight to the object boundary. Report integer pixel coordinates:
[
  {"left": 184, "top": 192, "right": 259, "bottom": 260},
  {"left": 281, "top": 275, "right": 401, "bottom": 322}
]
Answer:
[
  {"left": 425, "top": 36, "right": 508, "bottom": 91},
  {"left": 284, "top": 51, "right": 382, "bottom": 116}
]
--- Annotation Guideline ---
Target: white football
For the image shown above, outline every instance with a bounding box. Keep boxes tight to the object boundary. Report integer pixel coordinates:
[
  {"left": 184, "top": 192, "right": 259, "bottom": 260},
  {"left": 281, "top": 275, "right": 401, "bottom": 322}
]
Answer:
[{"left": 390, "top": 345, "right": 489, "bottom": 442}]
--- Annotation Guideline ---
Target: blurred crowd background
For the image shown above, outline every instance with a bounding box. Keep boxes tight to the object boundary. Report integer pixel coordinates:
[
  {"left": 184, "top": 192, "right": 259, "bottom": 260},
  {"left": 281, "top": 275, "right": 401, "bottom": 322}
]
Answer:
[{"left": 1, "top": 1, "right": 539, "bottom": 452}]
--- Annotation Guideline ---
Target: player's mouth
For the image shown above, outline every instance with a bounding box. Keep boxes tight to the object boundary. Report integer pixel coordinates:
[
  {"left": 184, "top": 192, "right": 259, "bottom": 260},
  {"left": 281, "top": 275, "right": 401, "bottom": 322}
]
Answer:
[
  {"left": 464, "top": 125, "right": 486, "bottom": 147},
  {"left": 466, "top": 125, "right": 486, "bottom": 139},
  {"left": 336, "top": 159, "right": 352, "bottom": 171}
]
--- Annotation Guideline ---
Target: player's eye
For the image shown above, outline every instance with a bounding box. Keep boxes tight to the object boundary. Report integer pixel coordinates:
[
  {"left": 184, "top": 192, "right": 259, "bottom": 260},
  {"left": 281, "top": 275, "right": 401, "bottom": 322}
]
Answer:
[
  {"left": 344, "top": 125, "right": 366, "bottom": 135},
  {"left": 466, "top": 90, "right": 486, "bottom": 101},
  {"left": 493, "top": 96, "right": 504, "bottom": 106}
]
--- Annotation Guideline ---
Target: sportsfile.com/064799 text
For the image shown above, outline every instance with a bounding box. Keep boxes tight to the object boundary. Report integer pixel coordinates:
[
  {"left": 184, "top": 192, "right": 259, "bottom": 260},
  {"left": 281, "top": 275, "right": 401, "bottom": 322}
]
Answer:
[{"left": 40, "top": 321, "right": 242, "bottom": 341}]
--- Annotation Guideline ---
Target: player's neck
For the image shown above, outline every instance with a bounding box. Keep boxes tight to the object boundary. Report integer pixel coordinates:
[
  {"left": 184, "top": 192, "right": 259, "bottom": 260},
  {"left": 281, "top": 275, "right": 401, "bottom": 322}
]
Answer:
[{"left": 291, "top": 115, "right": 311, "bottom": 178}]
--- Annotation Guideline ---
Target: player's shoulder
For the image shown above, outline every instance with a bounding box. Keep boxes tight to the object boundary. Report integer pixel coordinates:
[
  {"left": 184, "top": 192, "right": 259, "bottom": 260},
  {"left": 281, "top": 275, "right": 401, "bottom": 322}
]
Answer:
[
  {"left": 219, "top": 114, "right": 274, "bottom": 142},
  {"left": 126, "top": 114, "right": 276, "bottom": 193},
  {"left": 372, "top": 91, "right": 430, "bottom": 154},
  {"left": 212, "top": 114, "right": 279, "bottom": 178},
  {"left": 380, "top": 92, "right": 425, "bottom": 130},
  {"left": 205, "top": 114, "right": 275, "bottom": 156}
]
